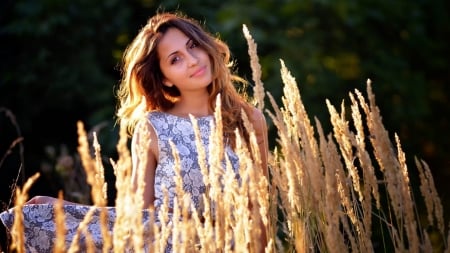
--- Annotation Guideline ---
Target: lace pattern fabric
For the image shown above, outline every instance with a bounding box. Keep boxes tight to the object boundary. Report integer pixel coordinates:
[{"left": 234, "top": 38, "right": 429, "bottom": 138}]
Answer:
[{"left": 0, "top": 204, "right": 149, "bottom": 252}]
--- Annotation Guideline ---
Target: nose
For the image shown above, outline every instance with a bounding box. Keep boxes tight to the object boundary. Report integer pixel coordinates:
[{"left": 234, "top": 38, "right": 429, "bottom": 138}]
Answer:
[{"left": 187, "top": 51, "right": 199, "bottom": 67}]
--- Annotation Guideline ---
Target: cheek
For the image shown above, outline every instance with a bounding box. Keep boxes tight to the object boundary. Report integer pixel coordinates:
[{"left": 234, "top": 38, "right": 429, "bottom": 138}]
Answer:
[
  {"left": 201, "top": 50, "right": 211, "bottom": 62},
  {"left": 160, "top": 63, "right": 176, "bottom": 77},
  {"left": 161, "top": 66, "right": 185, "bottom": 84}
]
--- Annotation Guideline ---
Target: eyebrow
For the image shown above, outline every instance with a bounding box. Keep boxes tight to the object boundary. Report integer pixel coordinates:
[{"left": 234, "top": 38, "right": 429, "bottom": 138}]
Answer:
[{"left": 166, "top": 38, "right": 193, "bottom": 60}]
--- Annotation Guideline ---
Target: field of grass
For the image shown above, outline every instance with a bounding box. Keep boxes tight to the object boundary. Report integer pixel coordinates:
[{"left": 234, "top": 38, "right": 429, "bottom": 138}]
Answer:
[{"left": 1, "top": 25, "right": 449, "bottom": 253}]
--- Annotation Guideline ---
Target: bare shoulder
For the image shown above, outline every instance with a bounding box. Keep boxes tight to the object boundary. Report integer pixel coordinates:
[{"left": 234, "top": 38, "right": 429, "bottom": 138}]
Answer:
[
  {"left": 248, "top": 107, "right": 267, "bottom": 132},
  {"left": 133, "top": 118, "right": 153, "bottom": 142},
  {"left": 132, "top": 117, "right": 158, "bottom": 157},
  {"left": 248, "top": 106, "right": 269, "bottom": 177}
]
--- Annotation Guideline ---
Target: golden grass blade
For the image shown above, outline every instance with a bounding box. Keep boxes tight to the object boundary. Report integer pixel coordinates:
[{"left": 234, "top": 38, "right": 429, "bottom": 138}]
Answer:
[
  {"left": 415, "top": 157, "right": 444, "bottom": 235},
  {"left": 395, "top": 134, "right": 419, "bottom": 253},
  {"left": 315, "top": 118, "right": 349, "bottom": 253},
  {"left": 242, "top": 24, "right": 265, "bottom": 110},
  {"left": 348, "top": 91, "right": 380, "bottom": 209},
  {"left": 53, "top": 191, "right": 66, "bottom": 253},
  {"left": 10, "top": 173, "right": 40, "bottom": 253},
  {"left": 76, "top": 121, "right": 97, "bottom": 204}
]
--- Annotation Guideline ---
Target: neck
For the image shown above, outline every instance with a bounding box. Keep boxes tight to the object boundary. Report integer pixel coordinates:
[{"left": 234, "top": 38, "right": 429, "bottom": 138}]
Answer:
[{"left": 171, "top": 91, "right": 211, "bottom": 117}]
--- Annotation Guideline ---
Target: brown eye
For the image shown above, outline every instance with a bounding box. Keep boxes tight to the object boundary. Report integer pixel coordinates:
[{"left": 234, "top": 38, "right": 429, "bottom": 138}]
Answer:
[
  {"left": 170, "top": 56, "right": 180, "bottom": 64},
  {"left": 188, "top": 39, "right": 198, "bottom": 49},
  {"left": 190, "top": 41, "right": 198, "bottom": 49}
]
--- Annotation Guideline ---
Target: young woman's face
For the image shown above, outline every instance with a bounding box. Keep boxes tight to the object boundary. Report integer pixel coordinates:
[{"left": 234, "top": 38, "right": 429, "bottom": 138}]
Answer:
[{"left": 157, "top": 28, "right": 212, "bottom": 93}]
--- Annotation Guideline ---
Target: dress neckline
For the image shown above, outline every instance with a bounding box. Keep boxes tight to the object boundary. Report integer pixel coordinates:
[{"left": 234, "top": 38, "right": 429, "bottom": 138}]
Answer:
[{"left": 154, "top": 111, "right": 214, "bottom": 121}]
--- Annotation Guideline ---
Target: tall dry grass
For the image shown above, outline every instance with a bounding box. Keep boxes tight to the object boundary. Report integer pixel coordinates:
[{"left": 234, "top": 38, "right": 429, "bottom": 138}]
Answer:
[{"left": 4, "top": 26, "right": 449, "bottom": 253}]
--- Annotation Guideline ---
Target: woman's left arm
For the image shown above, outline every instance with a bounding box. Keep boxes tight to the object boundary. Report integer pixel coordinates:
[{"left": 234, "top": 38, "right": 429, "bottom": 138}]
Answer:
[
  {"left": 250, "top": 107, "right": 270, "bottom": 252},
  {"left": 252, "top": 108, "right": 269, "bottom": 178}
]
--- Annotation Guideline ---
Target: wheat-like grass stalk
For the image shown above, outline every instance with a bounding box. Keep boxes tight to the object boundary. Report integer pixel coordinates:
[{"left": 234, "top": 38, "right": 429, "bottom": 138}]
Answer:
[
  {"left": 110, "top": 121, "right": 142, "bottom": 252},
  {"left": 9, "top": 173, "right": 40, "bottom": 253},
  {"left": 76, "top": 121, "right": 112, "bottom": 252},
  {"left": 53, "top": 191, "right": 66, "bottom": 253},
  {"left": 242, "top": 24, "right": 265, "bottom": 110},
  {"left": 416, "top": 157, "right": 445, "bottom": 235},
  {"left": 326, "top": 99, "right": 374, "bottom": 252},
  {"left": 315, "top": 118, "right": 348, "bottom": 253}
]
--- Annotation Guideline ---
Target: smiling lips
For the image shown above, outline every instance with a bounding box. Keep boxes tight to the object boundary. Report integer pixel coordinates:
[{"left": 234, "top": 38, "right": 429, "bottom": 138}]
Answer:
[{"left": 190, "top": 66, "right": 207, "bottom": 78}]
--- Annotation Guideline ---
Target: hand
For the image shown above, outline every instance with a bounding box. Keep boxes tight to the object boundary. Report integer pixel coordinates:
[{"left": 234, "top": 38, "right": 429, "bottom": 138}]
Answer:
[{"left": 25, "top": 196, "right": 58, "bottom": 205}]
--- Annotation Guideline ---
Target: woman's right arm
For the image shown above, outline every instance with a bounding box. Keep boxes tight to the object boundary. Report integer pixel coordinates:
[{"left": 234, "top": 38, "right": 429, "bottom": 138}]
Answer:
[
  {"left": 130, "top": 119, "right": 158, "bottom": 209},
  {"left": 25, "top": 120, "right": 158, "bottom": 208}
]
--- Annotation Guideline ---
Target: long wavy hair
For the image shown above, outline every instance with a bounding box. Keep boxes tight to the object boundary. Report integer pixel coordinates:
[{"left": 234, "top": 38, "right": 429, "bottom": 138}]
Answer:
[{"left": 115, "top": 11, "right": 252, "bottom": 147}]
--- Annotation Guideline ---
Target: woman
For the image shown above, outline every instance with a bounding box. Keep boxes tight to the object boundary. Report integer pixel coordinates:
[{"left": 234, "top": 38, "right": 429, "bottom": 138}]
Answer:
[{"left": 1, "top": 11, "right": 269, "bottom": 252}]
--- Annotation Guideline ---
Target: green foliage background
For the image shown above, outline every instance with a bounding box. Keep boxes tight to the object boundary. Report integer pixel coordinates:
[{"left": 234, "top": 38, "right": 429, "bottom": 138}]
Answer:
[{"left": 0, "top": 0, "right": 449, "bottom": 250}]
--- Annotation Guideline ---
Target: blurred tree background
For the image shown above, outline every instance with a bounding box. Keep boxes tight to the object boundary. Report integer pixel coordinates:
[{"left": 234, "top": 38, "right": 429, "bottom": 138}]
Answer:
[{"left": 0, "top": 0, "right": 448, "bottom": 250}]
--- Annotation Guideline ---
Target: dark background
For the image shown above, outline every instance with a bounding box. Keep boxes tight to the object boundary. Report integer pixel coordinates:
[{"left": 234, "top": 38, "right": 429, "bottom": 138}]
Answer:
[{"left": 1, "top": 0, "right": 449, "bottom": 251}]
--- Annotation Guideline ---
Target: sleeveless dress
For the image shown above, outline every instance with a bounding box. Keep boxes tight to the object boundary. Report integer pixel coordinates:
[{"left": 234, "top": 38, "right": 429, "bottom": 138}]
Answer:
[
  {"left": 150, "top": 111, "right": 240, "bottom": 212},
  {"left": 0, "top": 111, "right": 240, "bottom": 252}
]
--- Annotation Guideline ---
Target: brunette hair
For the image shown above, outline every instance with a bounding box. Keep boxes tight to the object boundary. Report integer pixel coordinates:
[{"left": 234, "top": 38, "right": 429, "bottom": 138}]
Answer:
[{"left": 115, "top": 11, "right": 252, "bottom": 147}]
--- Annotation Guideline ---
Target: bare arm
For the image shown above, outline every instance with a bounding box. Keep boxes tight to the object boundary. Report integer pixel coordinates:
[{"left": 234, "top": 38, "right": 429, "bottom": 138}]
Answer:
[
  {"left": 252, "top": 108, "right": 269, "bottom": 178},
  {"left": 130, "top": 119, "right": 158, "bottom": 209},
  {"left": 26, "top": 120, "right": 158, "bottom": 208},
  {"left": 249, "top": 107, "right": 270, "bottom": 252}
]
